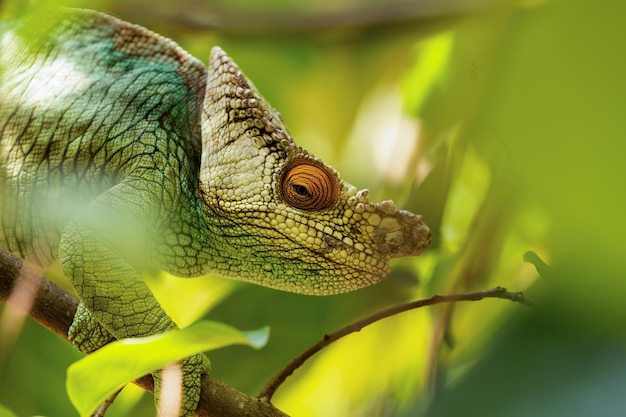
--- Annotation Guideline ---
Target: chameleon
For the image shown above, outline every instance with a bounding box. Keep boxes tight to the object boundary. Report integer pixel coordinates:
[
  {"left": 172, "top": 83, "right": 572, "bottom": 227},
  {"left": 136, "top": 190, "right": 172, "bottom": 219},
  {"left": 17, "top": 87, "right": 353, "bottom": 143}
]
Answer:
[{"left": 0, "top": 8, "right": 431, "bottom": 416}]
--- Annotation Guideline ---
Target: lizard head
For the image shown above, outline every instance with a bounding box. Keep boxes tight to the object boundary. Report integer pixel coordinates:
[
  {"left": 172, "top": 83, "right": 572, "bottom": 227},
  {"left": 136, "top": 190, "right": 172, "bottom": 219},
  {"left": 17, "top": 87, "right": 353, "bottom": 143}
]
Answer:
[{"left": 199, "top": 47, "right": 431, "bottom": 295}]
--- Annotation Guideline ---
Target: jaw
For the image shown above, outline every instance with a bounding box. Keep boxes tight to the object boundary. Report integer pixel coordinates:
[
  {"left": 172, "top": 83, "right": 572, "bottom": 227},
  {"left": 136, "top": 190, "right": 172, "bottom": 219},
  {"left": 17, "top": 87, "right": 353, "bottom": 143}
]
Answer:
[
  {"left": 203, "top": 197, "right": 432, "bottom": 296},
  {"left": 210, "top": 224, "right": 392, "bottom": 295}
]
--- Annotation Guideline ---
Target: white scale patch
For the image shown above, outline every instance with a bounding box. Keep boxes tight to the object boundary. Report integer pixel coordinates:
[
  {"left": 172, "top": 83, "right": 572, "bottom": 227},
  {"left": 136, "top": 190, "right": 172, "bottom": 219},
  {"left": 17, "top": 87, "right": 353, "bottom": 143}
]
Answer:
[
  {"left": 2, "top": 30, "right": 92, "bottom": 109},
  {"left": 19, "top": 58, "right": 91, "bottom": 108}
]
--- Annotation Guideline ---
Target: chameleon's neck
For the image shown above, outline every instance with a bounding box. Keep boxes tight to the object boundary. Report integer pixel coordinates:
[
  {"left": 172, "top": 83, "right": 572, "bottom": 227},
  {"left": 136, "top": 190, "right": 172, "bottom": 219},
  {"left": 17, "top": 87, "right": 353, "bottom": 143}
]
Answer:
[
  {"left": 162, "top": 184, "right": 305, "bottom": 289},
  {"left": 152, "top": 184, "right": 246, "bottom": 279}
]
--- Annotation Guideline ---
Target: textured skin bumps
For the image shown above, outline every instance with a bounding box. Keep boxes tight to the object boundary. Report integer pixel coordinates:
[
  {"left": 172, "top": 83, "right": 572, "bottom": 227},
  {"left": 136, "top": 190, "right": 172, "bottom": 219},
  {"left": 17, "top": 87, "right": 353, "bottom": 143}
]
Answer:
[{"left": 0, "top": 9, "right": 430, "bottom": 416}]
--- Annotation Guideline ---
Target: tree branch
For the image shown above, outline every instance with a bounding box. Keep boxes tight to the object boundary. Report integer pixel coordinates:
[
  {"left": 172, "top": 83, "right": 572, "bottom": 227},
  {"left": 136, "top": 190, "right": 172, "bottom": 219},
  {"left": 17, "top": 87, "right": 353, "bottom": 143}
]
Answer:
[
  {"left": 0, "top": 246, "right": 288, "bottom": 417},
  {"left": 259, "top": 286, "right": 531, "bottom": 400},
  {"left": 1, "top": 242, "right": 531, "bottom": 413},
  {"left": 115, "top": 0, "right": 506, "bottom": 35}
]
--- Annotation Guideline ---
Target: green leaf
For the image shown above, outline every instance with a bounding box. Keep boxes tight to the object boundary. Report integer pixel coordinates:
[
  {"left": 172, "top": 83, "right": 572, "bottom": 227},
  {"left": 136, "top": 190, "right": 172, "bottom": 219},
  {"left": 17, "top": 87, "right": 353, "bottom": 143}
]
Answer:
[
  {"left": 66, "top": 320, "right": 269, "bottom": 417},
  {"left": 0, "top": 403, "right": 18, "bottom": 417},
  {"left": 523, "top": 250, "right": 551, "bottom": 280}
]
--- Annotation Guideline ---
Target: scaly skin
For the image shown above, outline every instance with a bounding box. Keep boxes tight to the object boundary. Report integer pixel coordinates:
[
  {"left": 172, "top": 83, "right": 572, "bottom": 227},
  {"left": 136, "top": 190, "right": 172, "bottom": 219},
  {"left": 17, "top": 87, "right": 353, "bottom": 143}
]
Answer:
[{"left": 0, "top": 9, "right": 431, "bottom": 416}]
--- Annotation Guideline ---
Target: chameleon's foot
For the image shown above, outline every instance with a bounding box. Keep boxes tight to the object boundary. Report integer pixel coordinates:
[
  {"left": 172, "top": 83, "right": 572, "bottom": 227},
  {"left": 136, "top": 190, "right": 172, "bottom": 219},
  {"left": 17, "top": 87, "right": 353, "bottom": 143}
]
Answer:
[
  {"left": 68, "top": 303, "right": 116, "bottom": 353},
  {"left": 153, "top": 353, "right": 211, "bottom": 417}
]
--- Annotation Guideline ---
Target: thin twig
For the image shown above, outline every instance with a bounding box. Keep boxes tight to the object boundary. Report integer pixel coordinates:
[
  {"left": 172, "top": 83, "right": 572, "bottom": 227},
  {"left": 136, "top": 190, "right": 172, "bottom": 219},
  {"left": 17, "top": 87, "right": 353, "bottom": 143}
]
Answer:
[
  {"left": 91, "top": 388, "right": 123, "bottom": 417},
  {"left": 259, "top": 286, "right": 531, "bottom": 400}
]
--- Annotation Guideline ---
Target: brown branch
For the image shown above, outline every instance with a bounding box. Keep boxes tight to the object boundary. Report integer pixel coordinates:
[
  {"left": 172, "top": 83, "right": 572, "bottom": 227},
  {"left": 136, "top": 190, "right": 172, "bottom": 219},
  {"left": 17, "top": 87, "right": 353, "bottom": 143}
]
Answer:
[
  {"left": 0, "top": 246, "right": 288, "bottom": 417},
  {"left": 92, "top": 388, "right": 123, "bottom": 417},
  {"left": 259, "top": 286, "right": 531, "bottom": 400},
  {"left": 113, "top": 0, "right": 508, "bottom": 36},
  {"left": 0, "top": 243, "right": 531, "bottom": 413}
]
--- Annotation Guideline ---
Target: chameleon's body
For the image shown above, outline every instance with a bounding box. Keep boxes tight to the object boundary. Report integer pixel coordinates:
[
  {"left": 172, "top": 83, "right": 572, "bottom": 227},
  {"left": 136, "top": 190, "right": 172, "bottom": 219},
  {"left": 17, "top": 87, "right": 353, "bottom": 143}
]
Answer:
[{"left": 0, "top": 9, "right": 430, "bottom": 416}]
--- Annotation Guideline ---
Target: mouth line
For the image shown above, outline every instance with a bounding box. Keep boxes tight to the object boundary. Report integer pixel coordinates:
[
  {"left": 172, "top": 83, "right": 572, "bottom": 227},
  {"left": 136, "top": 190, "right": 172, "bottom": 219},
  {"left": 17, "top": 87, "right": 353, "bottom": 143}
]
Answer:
[
  {"left": 318, "top": 233, "right": 389, "bottom": 274},
  {"left": 244, "top": 211, "right": 391, "bottom": 276},
  {"left": 318, "top": 233, "right": 344, "bottom": 254}
]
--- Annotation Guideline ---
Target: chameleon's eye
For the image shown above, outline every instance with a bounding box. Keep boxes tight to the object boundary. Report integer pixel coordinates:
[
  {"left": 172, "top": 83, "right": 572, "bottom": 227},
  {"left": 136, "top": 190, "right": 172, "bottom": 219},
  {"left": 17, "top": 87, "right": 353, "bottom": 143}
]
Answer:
[{"left": 282, "top": 159, "right": 339, "bottom": 211}]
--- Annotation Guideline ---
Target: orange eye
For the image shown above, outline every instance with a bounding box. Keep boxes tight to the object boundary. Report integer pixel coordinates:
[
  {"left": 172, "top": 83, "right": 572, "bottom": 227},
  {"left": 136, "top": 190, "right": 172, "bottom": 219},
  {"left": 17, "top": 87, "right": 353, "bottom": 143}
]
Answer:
[{"left": 281, "top": 159, "right": 339, "bottom": 211}]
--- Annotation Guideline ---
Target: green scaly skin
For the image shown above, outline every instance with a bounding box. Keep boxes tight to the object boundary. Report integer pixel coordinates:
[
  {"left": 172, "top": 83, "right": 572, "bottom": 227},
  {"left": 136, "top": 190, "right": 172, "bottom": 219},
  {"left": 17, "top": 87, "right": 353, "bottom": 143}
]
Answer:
[{"left": 0, "top": 9, "right": 431, "bottom": 416}]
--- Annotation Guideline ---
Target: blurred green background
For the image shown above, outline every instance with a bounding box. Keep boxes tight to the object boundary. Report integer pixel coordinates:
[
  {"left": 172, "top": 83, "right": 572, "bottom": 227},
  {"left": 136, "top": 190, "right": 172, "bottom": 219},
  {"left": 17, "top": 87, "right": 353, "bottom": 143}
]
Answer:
[{"left": 2, "top": 0, "right": 626, "bottom": 416}]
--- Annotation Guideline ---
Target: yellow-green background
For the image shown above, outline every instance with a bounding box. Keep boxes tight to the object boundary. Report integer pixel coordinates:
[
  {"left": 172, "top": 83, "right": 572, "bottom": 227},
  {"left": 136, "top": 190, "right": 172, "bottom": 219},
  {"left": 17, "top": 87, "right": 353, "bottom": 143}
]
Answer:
[{"left": 1, "top": 0, "right": 625, "bottom": 416}]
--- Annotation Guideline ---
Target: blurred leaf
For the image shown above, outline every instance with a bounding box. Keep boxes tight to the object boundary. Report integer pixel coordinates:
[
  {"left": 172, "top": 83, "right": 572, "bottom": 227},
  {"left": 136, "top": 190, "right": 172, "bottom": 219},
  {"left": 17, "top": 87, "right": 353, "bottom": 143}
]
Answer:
[
  {"left": 66, "top": 321, "right": 269, "bottom": 417},
  {"left": 275, "top": 308, "right": 433, "bottom": 417},
  {"left": 425, "top": 306, "right": 626, "bottom": 417},
  {"left": 0, "top": 403, "right": 18, "bottom": 417},
  {"left": 146, "top": 271, "right": 238, "bottom": 327},
  {"left": 522, "top": 250, "right": 551, "bottom": 280},
  {"left": 418, "top": 0, "right": 626, "bottom": 415},
  {"left": 440, "top": 147, "right": 491, "bottom": 254},
  {"left": 402, "top": 31, "right": 454, "bottom": 115}
]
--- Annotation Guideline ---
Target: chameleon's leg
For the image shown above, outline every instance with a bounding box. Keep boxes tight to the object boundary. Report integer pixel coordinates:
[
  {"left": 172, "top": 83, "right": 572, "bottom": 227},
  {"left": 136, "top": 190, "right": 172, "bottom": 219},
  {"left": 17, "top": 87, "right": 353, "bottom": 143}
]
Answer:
[
  {"left": 59, "top": 192, "right": 209, "bottom": 417},
  {"left": 153, "top": 353, "right": 210, "bottom": 415},
  {"left": 68, "top": 302, "right": 115, "bottom": 352}
]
